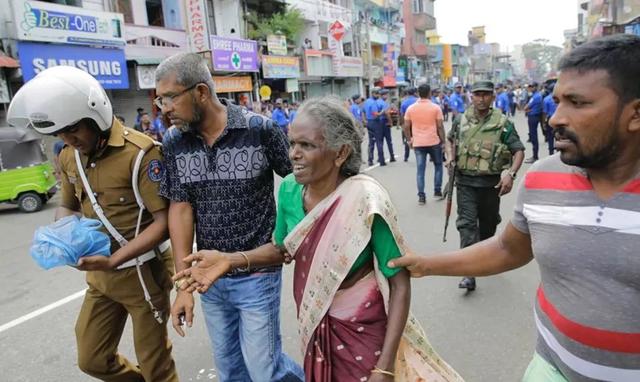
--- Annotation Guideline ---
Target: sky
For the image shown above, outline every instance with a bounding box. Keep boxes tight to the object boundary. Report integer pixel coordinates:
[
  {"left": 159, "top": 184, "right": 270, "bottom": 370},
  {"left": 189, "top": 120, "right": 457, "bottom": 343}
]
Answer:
[{"left": 434, "top": 0, "right": 578, "bottom": 50}]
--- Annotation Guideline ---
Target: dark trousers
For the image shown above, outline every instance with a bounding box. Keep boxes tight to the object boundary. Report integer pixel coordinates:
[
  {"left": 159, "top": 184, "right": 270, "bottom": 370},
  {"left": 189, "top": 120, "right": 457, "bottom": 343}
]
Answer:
[
  {"left": 456, "top": 185, "right": 501, "bottom": 248},
  {"left": 545, "top": 123, "right": 555, "bottom": 155},
  {"left": 402, "top": 134, "right": 410, "bottom": 161},
  {"left": 527, "top": 115, "right": 541, "bottom": 160},
  {"left": 382, "top": 124, "right": 395, "bottom": 159},
  {"left": 367, "top": 119, "right": 385, "bottom": 165},
  {"left": 510, "top": 103, "right": 517, "bottom": 116}
]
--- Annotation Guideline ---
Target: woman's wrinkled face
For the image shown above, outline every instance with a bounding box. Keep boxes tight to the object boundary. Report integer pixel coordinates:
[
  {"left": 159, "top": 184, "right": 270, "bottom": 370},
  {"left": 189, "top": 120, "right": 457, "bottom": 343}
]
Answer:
[{"left": 288, "top": 113, "right": 339, "bottom": 186}]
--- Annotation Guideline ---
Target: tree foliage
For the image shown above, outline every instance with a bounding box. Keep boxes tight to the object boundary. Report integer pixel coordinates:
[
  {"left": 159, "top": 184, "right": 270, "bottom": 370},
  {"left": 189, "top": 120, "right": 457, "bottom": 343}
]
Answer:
[
  {"left": 522, "top": 39, "right": 563, "bottom": 80},
  {"left": 246, "top": 7, "right": 305, "bottom": 43}
]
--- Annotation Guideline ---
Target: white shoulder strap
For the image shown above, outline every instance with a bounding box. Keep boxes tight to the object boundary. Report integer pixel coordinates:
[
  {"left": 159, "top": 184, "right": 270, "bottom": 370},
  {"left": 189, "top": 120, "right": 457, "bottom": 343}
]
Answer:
[{"left": 74, "top": 149, "right": 128, "bottom": 247}]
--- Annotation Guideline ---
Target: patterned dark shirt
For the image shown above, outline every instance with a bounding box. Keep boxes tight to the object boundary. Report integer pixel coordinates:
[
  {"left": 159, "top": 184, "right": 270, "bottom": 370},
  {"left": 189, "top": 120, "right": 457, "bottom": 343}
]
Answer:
[{"left": 160, "top": 100, "right": 292, "bottom": 271}]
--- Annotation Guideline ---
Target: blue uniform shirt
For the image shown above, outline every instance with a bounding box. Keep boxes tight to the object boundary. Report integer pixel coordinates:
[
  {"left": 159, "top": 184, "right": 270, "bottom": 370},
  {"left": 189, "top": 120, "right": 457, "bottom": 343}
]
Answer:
[
  {"left": 377, "top": 98, "right": 388, "bottom": 123},
  {"left": 400, "top": 95, "right": 417, "bottom": 116},
  {"left": 350, "top": 104, "right": 362, "bottom": 122},
  {"left": 450, "top": 93, "right": 465, "bottom": 113},
  {"left": 289, "top": 110, "right": 297, "bottom": 123},
  {"left": 543, "top": 94, "right": 557, "bottom": 117},
  {"left": 271, "top": 107, "right": 289, "bottom": 128},
  {"left": 496, "top": 92, "right": 510, "bottom": 114},
  {"left": 363, "top": 97, "right": 379, "bottom": 120},
  {"left": 527, "top": 91, "right": 543, "bottom": 116}
]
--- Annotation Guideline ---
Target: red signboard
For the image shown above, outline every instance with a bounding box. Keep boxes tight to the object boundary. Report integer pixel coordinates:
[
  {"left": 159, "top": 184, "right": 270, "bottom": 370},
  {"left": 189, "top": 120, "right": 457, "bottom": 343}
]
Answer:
[{"left": 328, "top": 21, "right": 345, "bottom": 42}]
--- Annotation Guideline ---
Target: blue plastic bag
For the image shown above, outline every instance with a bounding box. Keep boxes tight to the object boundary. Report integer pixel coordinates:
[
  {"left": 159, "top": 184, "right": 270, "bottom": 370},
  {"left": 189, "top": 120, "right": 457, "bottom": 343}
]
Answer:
[{"left": 30, "top": 216, "right": 111, "bottom": 270}]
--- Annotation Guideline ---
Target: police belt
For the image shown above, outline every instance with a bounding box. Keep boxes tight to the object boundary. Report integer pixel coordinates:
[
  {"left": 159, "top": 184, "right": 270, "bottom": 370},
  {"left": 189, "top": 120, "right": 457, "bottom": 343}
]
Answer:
[{"left": 116, "top": 240, "right": 170, "bottom": 270}]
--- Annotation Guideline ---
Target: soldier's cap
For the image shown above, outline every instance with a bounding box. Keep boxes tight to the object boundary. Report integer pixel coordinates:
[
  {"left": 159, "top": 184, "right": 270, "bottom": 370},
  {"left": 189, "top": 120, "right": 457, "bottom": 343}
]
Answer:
[
  {"left": 352, "top": 94, "right": 361, "bottom": 101},
  {"left": 471, "top": 80, "right": 495, "bottom": 93},
  {"left": 379, "top": 89, "right": 389, "bottom": 95}
]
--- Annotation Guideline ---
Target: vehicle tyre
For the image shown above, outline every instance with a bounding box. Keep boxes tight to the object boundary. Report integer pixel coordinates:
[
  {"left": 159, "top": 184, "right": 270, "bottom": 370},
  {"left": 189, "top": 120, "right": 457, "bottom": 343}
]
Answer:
[{"left": 18, "top": 192, "right": 43, "bottom": 213}]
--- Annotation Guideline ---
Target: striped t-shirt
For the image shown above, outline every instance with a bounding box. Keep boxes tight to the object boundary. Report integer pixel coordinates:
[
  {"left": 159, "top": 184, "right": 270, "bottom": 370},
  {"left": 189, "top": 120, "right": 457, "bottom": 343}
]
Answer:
[{"left": 512, "top": 154, "right": 640, "bottom": 381}]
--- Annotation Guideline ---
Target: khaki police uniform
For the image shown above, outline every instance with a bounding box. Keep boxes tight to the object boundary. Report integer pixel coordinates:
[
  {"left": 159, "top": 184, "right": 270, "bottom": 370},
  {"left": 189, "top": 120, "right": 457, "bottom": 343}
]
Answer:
[{"left": 58, "top": 119, "right": 178, "bottom": 382}]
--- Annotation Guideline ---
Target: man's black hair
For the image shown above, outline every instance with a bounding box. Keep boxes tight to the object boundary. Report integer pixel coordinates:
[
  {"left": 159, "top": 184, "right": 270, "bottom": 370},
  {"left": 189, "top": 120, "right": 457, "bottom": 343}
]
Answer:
[
  {"left": 418, "top": 83, "right": 431, "bottom": 98},
  {"left": 558, "top": 34, "right": 640, "bottom": 102}
]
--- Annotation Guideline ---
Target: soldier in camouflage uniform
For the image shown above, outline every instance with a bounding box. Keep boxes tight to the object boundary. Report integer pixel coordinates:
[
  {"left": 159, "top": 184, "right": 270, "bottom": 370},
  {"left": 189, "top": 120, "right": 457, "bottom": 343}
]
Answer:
[{"left": 445, "top": 81, "right": 525, "bottom": 291}]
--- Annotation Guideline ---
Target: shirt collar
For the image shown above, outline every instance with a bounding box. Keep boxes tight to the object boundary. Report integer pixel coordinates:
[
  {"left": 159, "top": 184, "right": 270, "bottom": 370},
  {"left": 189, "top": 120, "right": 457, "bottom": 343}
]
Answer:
[{"left": 107, "top": 117, "right": 125, "bottom": 147}]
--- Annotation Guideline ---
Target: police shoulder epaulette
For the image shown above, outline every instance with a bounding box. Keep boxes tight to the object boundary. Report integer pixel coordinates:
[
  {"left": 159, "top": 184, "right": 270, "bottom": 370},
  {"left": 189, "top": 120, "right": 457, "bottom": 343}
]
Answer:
[{"left": 122, "top": 127, "right": 155, "bottom": 152}]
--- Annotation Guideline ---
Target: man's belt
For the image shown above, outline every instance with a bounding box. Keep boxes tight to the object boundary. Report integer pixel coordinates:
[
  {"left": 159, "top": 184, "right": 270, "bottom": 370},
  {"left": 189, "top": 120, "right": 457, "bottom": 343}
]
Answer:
[{"left": 117, "top": 240, "right": 170, "bottom": 270}]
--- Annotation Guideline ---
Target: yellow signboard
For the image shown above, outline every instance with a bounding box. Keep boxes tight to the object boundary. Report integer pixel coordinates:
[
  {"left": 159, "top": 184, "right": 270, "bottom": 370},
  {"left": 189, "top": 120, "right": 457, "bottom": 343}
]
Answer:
[
  {"left": 259, "top": 85, "right": 272, "bottom": 100},
  {"left": 213, "top": 76, "right": 253, "bottom": 93}
]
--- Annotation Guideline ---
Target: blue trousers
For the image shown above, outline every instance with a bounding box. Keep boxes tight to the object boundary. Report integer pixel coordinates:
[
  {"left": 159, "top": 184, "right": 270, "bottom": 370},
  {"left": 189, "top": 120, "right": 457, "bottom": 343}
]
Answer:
[
  {"left": 528, "top": 115, "right": 541, "bottom": 160},
  {"left": 382, "top": 124, "right": 395, "bottom": 159},
  {"left": 415, "top": 145, "right": 443, "bottom": 197},
  {"left": 200, "top": 271, "right": 304, "bottom": 382},
  {"left": 545, "top": 122, "right": 555, "bottom": 155},
  {"left": 367, "top": 119, "right": 385, "bottom": 165}
]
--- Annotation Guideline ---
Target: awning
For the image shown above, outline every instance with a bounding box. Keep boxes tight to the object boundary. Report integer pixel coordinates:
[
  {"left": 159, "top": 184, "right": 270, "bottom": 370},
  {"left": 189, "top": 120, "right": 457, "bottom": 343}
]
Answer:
[
  {"left": 0, "top": 55, "right": 20, "bottom": 68},
  {"left": 129, "top": 57, "right": 163, "bottom": 65}
]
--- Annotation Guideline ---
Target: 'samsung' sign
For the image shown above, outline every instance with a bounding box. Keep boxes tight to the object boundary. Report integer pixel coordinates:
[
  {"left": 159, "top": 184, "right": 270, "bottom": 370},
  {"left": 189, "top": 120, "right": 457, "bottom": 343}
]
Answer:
[
  {"left": 12, "top": 0, "right": 126, "bottom": 47},
  {"left": 18, "top": 42, "right": 129, "bottom": 89}
]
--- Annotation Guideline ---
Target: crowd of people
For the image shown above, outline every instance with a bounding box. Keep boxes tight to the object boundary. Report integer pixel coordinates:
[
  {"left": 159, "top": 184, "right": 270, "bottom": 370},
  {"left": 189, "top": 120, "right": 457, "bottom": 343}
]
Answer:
[{"left": 6, "top": 33, "right": 639, "bottom": 382}]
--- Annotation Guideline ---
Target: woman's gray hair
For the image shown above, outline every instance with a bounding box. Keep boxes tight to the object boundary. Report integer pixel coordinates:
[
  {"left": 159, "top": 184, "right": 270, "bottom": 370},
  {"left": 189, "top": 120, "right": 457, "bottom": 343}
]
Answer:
[
  {"left": 297, "top": 96, "right": 363, "bottom": 177},
  {"left": 155, "top": 53, "right": 216, "bottom": 95}
]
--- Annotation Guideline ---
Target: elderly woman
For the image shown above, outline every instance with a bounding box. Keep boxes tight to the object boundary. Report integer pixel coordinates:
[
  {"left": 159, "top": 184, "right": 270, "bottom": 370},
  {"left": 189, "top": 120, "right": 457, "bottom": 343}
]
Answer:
[{"left": 175, "top": 97, "right": 463, "bottom": 382}]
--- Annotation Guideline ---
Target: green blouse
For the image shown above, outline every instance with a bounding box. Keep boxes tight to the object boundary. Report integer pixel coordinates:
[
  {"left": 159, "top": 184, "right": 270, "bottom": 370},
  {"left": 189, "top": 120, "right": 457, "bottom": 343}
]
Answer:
[{"left": 273, "top": 174, "right": 402, "bottom": 278}]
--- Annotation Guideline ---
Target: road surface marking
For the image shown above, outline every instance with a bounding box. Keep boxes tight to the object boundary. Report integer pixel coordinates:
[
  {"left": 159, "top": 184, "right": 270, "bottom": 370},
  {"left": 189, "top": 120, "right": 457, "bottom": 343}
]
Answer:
[{"left": 0, "top": 289, "right": 86, "bottom": 334}]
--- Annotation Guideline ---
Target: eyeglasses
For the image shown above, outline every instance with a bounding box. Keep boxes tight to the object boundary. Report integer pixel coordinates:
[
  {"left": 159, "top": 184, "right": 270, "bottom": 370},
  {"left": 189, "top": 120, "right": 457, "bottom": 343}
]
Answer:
[{"left": 154, "top": 83, "right": 201, "bottom": 109}]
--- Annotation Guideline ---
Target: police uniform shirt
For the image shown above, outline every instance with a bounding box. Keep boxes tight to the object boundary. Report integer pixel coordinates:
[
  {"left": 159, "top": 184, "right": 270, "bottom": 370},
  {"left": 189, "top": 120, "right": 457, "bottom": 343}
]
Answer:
[{"left": 58, "top": 118, "right": 168, "bottom": 250}]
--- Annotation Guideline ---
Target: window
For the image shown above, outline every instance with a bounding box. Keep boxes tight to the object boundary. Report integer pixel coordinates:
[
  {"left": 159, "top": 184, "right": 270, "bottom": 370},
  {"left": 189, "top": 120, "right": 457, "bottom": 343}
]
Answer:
[
  {"left": 116, "top": 0, "right": 134, "bottom": 24},
  {"left": 40, "top": 0, "right": 82, "bottom": 5},
  {"left": 320, "top": 37, "right": 329, "bottom": 50},
  {"left": 414, "top": 29, "right": 424, "bottom": 45},
  {"left": 343, "top": 42, "right": 353, "bottom": 57},
  {"left": 146, "top": 0, "right": 164, "bottom": 27},
  {"left": 412, "top": 0, "right": 424, "bottom": 14}
]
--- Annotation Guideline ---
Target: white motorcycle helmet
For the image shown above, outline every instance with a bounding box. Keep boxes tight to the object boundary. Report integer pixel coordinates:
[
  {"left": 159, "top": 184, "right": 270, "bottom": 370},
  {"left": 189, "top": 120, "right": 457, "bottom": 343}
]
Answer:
[{"left": 8, "top": 66, "right": 113, "bottom": 135}]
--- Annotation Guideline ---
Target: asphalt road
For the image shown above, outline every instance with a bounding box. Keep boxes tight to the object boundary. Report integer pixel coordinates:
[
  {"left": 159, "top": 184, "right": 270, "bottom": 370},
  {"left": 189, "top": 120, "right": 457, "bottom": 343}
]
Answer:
[{"left": 0, "top": 111, "right": 544, "bottom": 381}]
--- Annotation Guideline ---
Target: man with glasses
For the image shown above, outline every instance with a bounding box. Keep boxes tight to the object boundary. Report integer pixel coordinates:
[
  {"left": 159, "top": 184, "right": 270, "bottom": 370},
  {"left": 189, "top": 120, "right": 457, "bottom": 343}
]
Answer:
[
  {"left": 155, "top": 53, "right": 303, "bottom": 382},
  {"left": 8, "top": 66, "right": 178, "bottom": 381}
]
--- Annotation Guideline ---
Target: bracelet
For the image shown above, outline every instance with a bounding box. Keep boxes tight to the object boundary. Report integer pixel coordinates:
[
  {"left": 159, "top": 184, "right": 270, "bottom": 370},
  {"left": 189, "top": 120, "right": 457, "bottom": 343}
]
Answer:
[
  {"left": 174, "top": 277, "right": 187, "bottom": 292},
  {"left": 371, "top": 367, "right": 395, "bottom": 377},
  {"left": 237, "top": 251, "right": 250, "bottom": 272}
]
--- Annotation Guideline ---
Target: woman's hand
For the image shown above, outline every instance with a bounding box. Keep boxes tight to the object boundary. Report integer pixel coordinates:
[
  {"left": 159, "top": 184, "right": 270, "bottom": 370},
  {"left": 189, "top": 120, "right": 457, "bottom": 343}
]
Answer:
[{"left": 172, "top": 250, "right": 232, "bottom": 293}]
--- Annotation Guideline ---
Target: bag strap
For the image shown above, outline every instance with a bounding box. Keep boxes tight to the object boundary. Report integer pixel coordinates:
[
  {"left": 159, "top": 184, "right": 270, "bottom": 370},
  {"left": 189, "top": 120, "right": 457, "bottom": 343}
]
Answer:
[{"left": 74, "top": 149, "right": 128, "bottom": 247}]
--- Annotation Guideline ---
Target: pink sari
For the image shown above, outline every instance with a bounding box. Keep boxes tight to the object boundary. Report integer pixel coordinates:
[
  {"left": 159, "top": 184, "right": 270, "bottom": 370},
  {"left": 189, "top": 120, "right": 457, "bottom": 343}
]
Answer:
[{"left": 284, "top": 175, "right": 464, "bottom": 382}]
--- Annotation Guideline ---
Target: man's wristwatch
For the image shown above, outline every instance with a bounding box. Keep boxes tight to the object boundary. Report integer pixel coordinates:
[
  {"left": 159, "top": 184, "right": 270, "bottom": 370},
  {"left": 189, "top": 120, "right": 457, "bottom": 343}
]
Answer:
[{"left": 507, "top": 170, "right": 517, "bottom": 179}]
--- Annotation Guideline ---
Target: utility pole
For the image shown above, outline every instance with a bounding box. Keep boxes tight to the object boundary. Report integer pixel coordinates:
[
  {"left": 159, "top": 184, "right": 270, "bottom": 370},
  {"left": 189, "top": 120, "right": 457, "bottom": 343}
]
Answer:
[{"left": 365, "top": 10, "right": 373, "bottom": 93}]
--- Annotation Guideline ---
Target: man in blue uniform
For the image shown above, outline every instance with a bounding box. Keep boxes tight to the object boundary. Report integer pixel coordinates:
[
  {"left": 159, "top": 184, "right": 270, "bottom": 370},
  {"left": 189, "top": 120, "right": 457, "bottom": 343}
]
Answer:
[
  {"left": 495, "top": 84, "right": 510, "bottom": 115},
  {"left": 542, "top": 82, "right": 557, "bottom": 155},
  {"left": 363, "top": 88, "right": 385, "bottom": 166},
  {"left": 378, "top": 89, "right": 395, "bottom": 162},
  {"left": 350, "top": 95, "right": 365, "bottom": 127},
  {"left": 271, "top": 98, "right": 289, "bottom": 135},
  {"left": 450, "top": 83, "right": 466, "bottom": 118},
  {"left": 524, "top": 83, "right": 543, "bottom": 163}
]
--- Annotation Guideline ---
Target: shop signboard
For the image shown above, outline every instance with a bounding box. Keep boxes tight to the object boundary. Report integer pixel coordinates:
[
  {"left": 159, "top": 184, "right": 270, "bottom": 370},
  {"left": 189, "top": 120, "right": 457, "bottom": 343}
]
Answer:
[
  {"left": 267, "top": 34, "right": 287, "bottom": 56},
  {"left": 262, "top": 55, "right": 300, "bottom": 79},
  {"left": 210, "top": 36, "right": 258, "bottom": 72},
  {"left": 12, "top": 0, "right": 126, "bottom": 47},
  {"left": 185, "top": 0, "right": 210, "bottom": 52},
  {"left": 18, "top": 41, "right": 129, "bottom": 89},
  {"left": 213, "top": 76, "right": 253, "bottom": 93}
]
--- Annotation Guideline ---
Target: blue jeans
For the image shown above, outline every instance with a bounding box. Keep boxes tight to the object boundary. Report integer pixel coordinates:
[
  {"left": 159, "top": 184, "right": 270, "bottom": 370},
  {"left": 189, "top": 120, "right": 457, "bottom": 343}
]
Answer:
[
  {"left": 200, "top": 271, "right": 304, "bottom": 382},
  {"left": 414, "top": 145, "right": 443, "bottom": 197}
]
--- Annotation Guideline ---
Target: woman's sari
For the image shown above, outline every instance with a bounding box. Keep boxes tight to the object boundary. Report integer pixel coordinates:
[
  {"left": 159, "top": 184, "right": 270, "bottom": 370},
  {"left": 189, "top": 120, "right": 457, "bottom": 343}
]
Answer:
[{"left": 283, "top": 174, "right": 464, "bottom": 382}]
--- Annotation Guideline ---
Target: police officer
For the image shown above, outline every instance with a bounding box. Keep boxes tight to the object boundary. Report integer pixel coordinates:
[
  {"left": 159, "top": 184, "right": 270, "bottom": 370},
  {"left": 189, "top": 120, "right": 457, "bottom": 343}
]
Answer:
[
  {"left": 378, "top": 88, "right": 396, "bottom": 162},
  {"left": 445, "top": 80, "right": 525, "bottom": 291},
  {"left": 8, "top": 66, "right": 178, "bottom": 381},
  {"left": 363, "top": 88, "right": 385, "bottom": 166}
]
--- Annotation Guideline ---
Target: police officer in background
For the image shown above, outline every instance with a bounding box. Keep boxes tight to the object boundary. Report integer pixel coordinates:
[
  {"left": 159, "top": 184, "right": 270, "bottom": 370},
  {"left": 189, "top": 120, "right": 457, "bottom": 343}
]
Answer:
[
  {"left": 8, "top": 67, "right": 178, "bottom": 381},
  {"left": 378, "top": 88, "right": 396, "bottom": 162},
  {"left": 445, "top": 80, "right": 525, "bottom": 291}
]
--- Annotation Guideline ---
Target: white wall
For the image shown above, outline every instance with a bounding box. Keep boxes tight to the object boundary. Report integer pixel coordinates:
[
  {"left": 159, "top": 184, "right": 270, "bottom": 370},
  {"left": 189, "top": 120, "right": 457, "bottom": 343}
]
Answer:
[
  {"left": 132, "top": 0, "right": 149, "bottom": 26},
  {"left": 212, "top": 0, "right": 242, "bottom": 38},
  {"left": 82, "top": 0, "right": 106, "bottom": 11}
]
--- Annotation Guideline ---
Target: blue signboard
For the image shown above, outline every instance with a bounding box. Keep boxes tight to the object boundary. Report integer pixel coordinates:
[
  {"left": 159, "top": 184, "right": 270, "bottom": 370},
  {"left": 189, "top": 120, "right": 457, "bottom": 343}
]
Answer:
[{"left": 18, "top": 41, "right": 128, "bottom": 89}]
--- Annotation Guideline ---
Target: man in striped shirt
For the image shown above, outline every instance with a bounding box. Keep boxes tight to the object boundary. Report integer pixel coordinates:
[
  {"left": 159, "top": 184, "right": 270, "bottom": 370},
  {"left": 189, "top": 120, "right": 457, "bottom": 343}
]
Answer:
[{"left": 389, "top": 34, "right": 640, "bottom": 381}]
